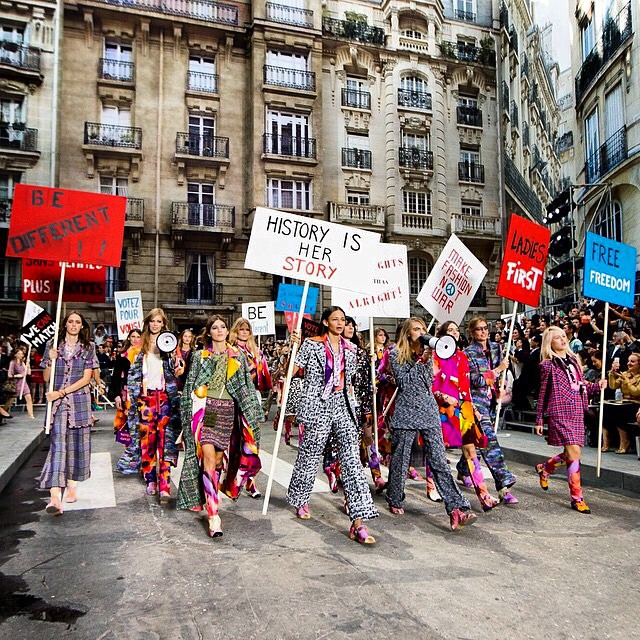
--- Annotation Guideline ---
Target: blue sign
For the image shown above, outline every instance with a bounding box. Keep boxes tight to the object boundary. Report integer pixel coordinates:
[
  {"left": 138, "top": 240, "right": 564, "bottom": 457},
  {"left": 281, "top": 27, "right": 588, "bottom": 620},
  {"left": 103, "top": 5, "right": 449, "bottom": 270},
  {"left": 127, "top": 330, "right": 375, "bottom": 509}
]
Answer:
[
  {"left": 583, "top": 232, "right": 636, "bottom": 307},
  {"left": 276, "top": 283, "right": 319, "bottom": 315}
]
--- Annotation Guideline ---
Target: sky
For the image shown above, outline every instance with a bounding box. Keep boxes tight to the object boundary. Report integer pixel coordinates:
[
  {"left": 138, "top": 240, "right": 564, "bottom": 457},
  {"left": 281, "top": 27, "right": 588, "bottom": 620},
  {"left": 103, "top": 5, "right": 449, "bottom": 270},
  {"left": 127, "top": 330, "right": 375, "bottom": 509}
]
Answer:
[{"left": 532, "top": 0, "right": 573, "bottom": 71}]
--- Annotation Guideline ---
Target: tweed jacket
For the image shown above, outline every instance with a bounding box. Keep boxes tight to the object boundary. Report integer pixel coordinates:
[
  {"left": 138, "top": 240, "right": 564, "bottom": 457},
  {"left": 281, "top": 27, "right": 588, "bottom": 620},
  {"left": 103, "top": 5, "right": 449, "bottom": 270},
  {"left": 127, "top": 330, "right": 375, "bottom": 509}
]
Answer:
[
  {"left": 464, "top": 340, "right": 504, "bottom": 415},
  {"left": 388, "top": 347, "right": 440, "bottom": 431},
  {"left": 295, "top": 336, "right": 358, "bottom": 427},
  {"left": 177, "top": 345, "right": 262, "bottom": 510}
]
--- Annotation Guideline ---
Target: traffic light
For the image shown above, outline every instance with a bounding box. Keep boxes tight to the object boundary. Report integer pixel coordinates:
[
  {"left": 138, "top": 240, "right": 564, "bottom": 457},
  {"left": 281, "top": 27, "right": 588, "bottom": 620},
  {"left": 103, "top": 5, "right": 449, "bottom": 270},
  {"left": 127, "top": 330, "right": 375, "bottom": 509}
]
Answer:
[
  {"left": 545, "top": 257, "right": 584, "bottom": 289},
  {"left": 544, "top": 188, "right": 572, "bottom": 224},
  {"left": 548, "top": 226, "right": 576, "bottom": 257}
]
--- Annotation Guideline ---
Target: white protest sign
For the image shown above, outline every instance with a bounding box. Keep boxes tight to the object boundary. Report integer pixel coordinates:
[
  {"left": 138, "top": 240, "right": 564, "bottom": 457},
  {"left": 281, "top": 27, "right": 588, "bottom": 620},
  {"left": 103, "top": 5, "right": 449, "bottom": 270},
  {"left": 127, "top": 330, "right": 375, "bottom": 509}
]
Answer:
[
  {"left": 114, "top": 290, "right": 144, "bottom": 340},
  {"left": 244, "top": 207, "right": 380, "bottom": 291},
  {"left": 332, "top": 243, "right": 410, "bottom": 318},
  {"left": 241, "top": 301, "right": 275, "bottom": 336},
  {"left": 23, "top": 300, "right": 45, "bottom": 325},
  {"left": 417, "top": 234, "right": 487, "bottom": 324}
]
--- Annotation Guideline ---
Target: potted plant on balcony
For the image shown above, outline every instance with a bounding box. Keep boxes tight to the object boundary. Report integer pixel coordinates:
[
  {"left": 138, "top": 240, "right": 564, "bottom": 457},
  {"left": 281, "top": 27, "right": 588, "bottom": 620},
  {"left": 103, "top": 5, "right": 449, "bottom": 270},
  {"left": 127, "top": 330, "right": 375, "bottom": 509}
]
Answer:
[
  {"left": 478, "top": 36, "right": 495, "bottom": 64},
  {"left": 12, "top": 121, "right": 25, "bottom": 131},
  {"left": 439, "top": 41, "right": 456, "bottom": 58}
]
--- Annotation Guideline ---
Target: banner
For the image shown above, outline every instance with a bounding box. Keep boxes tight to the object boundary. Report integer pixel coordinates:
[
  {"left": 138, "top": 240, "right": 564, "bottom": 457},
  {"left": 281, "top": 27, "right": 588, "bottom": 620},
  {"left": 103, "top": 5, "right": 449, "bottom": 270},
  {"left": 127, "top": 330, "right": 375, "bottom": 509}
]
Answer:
[
  {"left": 284, "top": 312, "right": 312, "bottom": 333},
  {"left": 22, "top": 258, "right": 106, "bottom": 303},
  {"left": 245, "top": 207, "right": 380, "bottom": 291},
  {"left": 417, "top": 234, "right": 488, "bottom": 324},
  {"left": 241, "top": 301, "right": 276, "bottom": 336},
  {"left": 583, "top": 232, "right": 636, "bottom": 307},
  {"left": 6, "top": 184, "right": 126, "bottom": 267},
  {"left": 276, "top": 283, "right": 319, "bottom": 315},
  {"left": 332, "top": 243, "right": 410, "bottom": 318},
  {"left": 114, "top": 290, "right": 144, "bottom": 340},
  {"left": 19, "top": 309, "right": 56, "bottom": 350},
  {"left": 496, "top": 214, "right": 550, "bottom": 307}
]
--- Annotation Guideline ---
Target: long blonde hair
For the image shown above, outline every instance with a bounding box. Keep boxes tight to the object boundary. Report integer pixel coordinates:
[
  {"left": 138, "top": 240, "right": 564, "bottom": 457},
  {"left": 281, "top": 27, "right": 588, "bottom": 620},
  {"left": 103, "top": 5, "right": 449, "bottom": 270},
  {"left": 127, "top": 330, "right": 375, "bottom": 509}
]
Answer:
[
  {"left": 395, "top": 317, "right": 428, "bottom": 364},
  {"left": 141, "top": 307, "right": 168, "bottom": 354},
  {"left": 229, "top": 317, "right": 260, "bottom": 359},
  {"left": 540, "top": 326, "right": 579, "bottom": 365}
]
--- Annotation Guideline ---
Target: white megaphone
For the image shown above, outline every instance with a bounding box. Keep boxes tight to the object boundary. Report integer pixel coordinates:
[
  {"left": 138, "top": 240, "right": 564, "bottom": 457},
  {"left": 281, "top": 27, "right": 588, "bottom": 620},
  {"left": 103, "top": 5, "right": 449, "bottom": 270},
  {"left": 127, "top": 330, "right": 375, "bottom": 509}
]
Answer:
[
  {"left": 156, "top": 331, "right": 178, "bottom": 354},
  {"left": 418, "top": 333, "right": 457, "bottom": 360}
]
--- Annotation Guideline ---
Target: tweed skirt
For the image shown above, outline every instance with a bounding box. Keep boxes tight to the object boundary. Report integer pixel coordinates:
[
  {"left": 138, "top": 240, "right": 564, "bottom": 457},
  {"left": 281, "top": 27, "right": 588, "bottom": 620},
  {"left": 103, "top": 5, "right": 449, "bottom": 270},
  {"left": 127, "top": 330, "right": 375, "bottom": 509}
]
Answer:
[{"left": 200, "top": 397, "right": 235, "bottom": 450}]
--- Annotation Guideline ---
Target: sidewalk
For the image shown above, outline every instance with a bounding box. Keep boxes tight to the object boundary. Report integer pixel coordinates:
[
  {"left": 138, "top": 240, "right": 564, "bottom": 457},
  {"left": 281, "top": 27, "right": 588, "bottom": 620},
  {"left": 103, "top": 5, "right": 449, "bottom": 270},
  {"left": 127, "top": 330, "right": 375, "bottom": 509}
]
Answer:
[{"left": 1, "top": 407, "right": 639, "bottom": 495}]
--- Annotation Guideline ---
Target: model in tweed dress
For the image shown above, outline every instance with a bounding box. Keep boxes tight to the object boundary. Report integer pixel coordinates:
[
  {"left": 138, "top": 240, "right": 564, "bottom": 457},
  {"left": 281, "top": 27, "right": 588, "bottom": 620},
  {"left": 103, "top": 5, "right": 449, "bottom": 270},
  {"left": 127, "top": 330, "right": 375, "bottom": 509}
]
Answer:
[
  {"left": 534, "top": 326, "right": 606, "bottom": 514},
  {"left": 39, "top": 311, "right": 98, "bottom": 515},
  {"left": 386, "top": 317, "right": 477, "bottom": 531}
]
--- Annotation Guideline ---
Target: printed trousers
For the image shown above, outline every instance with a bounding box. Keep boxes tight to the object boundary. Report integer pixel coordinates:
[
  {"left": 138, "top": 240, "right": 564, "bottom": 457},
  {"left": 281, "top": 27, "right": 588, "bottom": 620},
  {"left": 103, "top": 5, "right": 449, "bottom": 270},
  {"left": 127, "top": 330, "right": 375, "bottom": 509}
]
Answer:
[{"left": 138, "top": 390, "right": 172, "bottom": 493}]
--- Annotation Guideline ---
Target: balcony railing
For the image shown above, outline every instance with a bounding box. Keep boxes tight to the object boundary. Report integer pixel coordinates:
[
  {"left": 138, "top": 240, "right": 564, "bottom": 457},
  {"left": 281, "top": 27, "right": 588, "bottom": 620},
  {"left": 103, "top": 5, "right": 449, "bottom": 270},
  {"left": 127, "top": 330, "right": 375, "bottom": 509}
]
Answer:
[
  {"left": 451, "top": 214, "right": 500, "bottom": 236},
  {"left": 264, "top": 65, "right": 316, "bottom": 91},
  {"left": 397, "top": 88, "right": 432, "bottom": 110},
  {"left": 555, "top": 131, "right": 574, "bottom": 154},
  {"left": 440, "top": 41, "right": 496, "bottom": 65},
  {"left": 458, "top": 162, "right": 485, "bottom": 183},
  {"left": 499, "top": 2, "right": 509, "bottom": 31},
  {"left": 172, "top": 202, "right": 235, "bottom": 229},
  {"left": 266, "top": 2, "right": 313, "bottom": 27},
  {"left": 523, "top": 121, "right": 530, "bottom": 147},
  {"left": 575, "top": 2, "right": 632, "bottom": 103},
  {"left": 341, "top": 88, "right": 371, "bottom": 110},
  {"left": 0, "top": 125, "right": 38, "bottom": 152},
  {"left": 398, "top": 147, "right": 433, "bottom": 171},
  {"left": 504, "top": 153, "right": 543, "bottom": 222},
  {"left": 179, "top": 281, "right": 223, "bottom": 305},
  {"left": 125, "top": 197, "right": 144, "bottom": 222},
  {"left": 402, "top": 212, "right": 432, "bottom": 230},
  {"left": 263, "top": 134, "right": 316, "bottom": 158},
  {"left": 99, "top": 58, "right": 134, "bottom": 82},
  {"left": 0, "top": 285, "right": 22, "bottom": 300},
  {"left": 469, "top": 285, "right": 487, "bottom": 308},
  {"left": 521, "top": 52, "right": 529, "bottom": 78},
  {"left": 84, "top": 123, "right": 142, "bottom": 149},
  {"left": 328, "top": 202, "right": 385, "bottom": 227},
  {"left": 501, "top": 80, "right": 510, "bottom": 112},
  {"left": 342, "top": 148, "right": 372, "bottom": 169},
  {"left": 509, "top": 27, "right": 518, "bottom": 54},
  {"left": 585, "top": 126, "right": 628, "bottom": 184},
  {"left": 0, "top": 198, "right": 11, "bottom": 222},
  {"left": 457, "top": 105, "right": 482, "bottom": 127},
  {"left": 94, "top": 0, "right": 238, "bottom": 25},
  {"left": 175, "top": 132, "right": 229, "bottom": 158},
  {"left": 322, "top": 18, "right": 385, "bottom": 46},
  {"left": 187, "top": 71, "right": 218, "bottom": 93},
  {"left": 510, "top": 100, "right": 519, "bottom": 128},
  {"left": 454, "top": 9, "right": 476, "bottom": 22},
  {"left": 0, "top": 42, "right": 41, "bottom": 72}
]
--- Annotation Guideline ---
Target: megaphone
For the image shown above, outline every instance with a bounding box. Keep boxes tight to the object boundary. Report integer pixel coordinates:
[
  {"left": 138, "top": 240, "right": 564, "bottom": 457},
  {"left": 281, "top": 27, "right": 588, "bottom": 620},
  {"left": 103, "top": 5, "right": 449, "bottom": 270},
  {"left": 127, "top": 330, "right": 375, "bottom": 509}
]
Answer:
[
  {"left": 418, "top": 333, "right": 457, "bottom": 360},
  {"left": 156, "top": 331, "right": 178, "bottom": 354}
]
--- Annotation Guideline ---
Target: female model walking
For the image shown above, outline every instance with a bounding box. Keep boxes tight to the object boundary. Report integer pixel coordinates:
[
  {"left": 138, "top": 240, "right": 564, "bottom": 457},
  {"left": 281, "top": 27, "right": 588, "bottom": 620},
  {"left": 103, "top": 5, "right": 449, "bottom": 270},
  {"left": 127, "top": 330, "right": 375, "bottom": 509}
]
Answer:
[
  {"left": 178, "top": 315, "right": 262, "bottom": 537},
  {"left": 460, "top": 317, "right": 518, "bottom": 504},
  {"left": 287, "top": 307, "right": 378, "bottom": 544},
  {"left": 386, "top": 317, "right": 476, "bottom": 531},
  {"left": 534, "top": 326, "right": 606, "bottom": 513},
  {"left": 39, "top": 311, "right": 98, "bottom": 515},
  {"left": 6, "top": 347, "right": 35, "bottom": 418}
]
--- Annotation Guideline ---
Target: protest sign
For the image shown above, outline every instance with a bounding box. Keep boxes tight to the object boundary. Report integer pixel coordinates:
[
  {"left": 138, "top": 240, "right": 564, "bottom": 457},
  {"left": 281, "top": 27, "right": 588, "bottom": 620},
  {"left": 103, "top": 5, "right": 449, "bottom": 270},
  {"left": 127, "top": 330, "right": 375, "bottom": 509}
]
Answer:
[
  {"left": 23, "top": 300, "right": 44, "bottom": 325},
  {"left": 276, "top": 283, "right": 319, "bottom": 315},
  {"left": 245, "top": 207, "right": 380, "bottom": 291},
  {"left": 114, "top": 290, "right": 144, "bottom": 340},
  {"left": 583, "top": 232, "right": 636, "bottom": 307},
  {"left": 496, "top": 214, "right": 550, "bottom": 307},
  {"left": 283, "top": 311, "right": 312, "bottom": 333},
  {"left": 241, "top": 301, "right": 275, "bottom": 336},
  {"left": 22, "top": 258, "right": 106, "bottom": 303},
  {"left": 6, "top": 184, "right": 126, "bottom": 267},
  {"left": 20, "top": 309, "right": 56, "bottom": 350},
  {"left": 417, "top": 234, "right": 487, "bottom": 324},
  {"left": 301, "top": 317, "right": 321, "bottom": 338},
  {"left": 332, "top": 243, "right": 410, "bottom": 318}
]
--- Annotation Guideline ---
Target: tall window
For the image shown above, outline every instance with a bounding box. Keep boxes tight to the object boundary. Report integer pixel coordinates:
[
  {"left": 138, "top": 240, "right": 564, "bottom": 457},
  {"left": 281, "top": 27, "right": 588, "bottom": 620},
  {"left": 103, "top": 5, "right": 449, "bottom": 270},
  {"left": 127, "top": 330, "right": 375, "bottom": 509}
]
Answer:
[
  {"left": 581, "top": 19, "right": 595, "bottom": 61},
  {"left": 103, "top": 42, "right": 133, "bottom": 81},
  {"left": 188, "top": 55, "right": 216, "bottom": 92},
  {"left": 267, "top": 178, "right": 311, "bottom": 210},
  {"left": 403, "top": 190, "right": 431, "bottom": 216},
  {"left": 0, "top": 172, "right": 18, "bottom": 219},
  {"left": 188, "top": 114, "right": 215, "bottom": 155},
  {"left": 584, "top": 108, "right": 599, "bottom": 181},
  {"left": 105, "top": 250, "right": 127, "bottom": 301},
  {"left": 409, "top": 256, "right": 428, "bottom": 295},
  {"left": 402, "top": 132, "right": 429, "bottom": 150},
  {"left": 266, "top": 110, "right": 311, "bottom": 155},
  {"left": 593, "top": 201, "right": 622, "bottom": 243},
  {"left": 100, "top": 176, "right": 128, "bottom": 196},
  {"left": 456, "top": 0, "right": 476, "bottom": 21},
  {"left": 0, "top": 24, "right": 24, "bottom": 44},
  {"left": 101, "top": 105, "right": 131, "bottom": 126},
  {"left": 185, "top": 253, "right": 215, "bottom": 303},
  {"left": 187, "top": 182, "right": 215, "bottom": 225},
  {"left": 265, "top": 50, "right": 312, "bottom": 89},
  {"left": 0, "top": 96, "right": 24, "bottom": 124},
  {"left": 0, "top": 257, "right": 20, "bottom": 300},
  {"left": 344, "top": 77, "right": 370, "bottom": 109}
]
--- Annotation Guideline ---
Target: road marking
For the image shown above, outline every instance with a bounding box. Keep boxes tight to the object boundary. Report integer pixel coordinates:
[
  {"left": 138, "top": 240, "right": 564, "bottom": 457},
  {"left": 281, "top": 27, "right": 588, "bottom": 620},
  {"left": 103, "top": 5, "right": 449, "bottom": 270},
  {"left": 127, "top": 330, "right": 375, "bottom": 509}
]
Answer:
[
  {"left": 63, "top": 451, "right": 116, "bottom": 510},
  {"left": 259, "top": 450, "right": 330, "bottom": 493}
]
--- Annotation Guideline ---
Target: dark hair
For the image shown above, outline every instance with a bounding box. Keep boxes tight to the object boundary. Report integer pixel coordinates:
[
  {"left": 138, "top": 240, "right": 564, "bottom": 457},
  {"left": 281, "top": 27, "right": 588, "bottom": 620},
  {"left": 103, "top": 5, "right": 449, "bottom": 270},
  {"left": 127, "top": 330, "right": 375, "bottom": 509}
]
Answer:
[
  {"left": 344, "top": 316, "right": 360, "bottom": 347},
  {"left": 319, "top": 306, "right": 345, "bottom": 336},
  {"left": 199, "top": 314, "right": 228, "bottom": 348},
  {"left": 58, "top": 310, "right": 92, "bottom": 349},
  {"left": 436, "top": 320, "right": 459, "bottom": 338}
]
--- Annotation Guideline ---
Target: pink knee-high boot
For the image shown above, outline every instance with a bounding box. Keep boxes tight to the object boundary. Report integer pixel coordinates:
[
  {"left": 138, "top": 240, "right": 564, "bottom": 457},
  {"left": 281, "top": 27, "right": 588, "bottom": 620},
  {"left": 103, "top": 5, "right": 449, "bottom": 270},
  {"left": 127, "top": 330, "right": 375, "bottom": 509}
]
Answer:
[
  {"left": 203, "top": 468, "right": 223, "bottom": 537},
  {"left": 468, "top": 457, "right": 499, "bottom": 511}
]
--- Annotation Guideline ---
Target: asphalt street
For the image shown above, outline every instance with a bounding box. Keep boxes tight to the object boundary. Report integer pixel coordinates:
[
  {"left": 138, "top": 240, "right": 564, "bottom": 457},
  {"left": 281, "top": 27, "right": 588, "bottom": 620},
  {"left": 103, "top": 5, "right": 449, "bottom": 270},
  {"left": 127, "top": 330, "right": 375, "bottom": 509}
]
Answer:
[{"left": 1, "top": 410, "right": 639, "bottom": 640}]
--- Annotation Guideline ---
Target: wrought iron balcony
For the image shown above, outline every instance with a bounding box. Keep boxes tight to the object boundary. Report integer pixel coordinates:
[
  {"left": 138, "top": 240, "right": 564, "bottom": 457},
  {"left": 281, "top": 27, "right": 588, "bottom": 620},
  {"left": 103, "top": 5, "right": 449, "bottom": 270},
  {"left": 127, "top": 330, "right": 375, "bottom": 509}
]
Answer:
[
  {"left": 0, "top": 125, "right": 39, "bottom": 152},
  {"left": 504, "top": 153, "right": 543, "bottom": 222},
  {"left": 456, "top": 106, "right": 482, "bottom": 128},
  {"left": 555, "top": 131, "right": 573, "bottom": 154},
  {"left": 322, "top": 18, "right": 385, "bottom": 46},
  {"left": 451, "top": 214, "right": 500, "bottom": 236},
  {"left": 584, "top": 126, "right": 628, "bottom": 184},
  {"left": 266, "top": 2, "right": 313, "bottom": 28},
  {"left": 499, "top": 3, "right": 509, "bottom": 31},
  {"left": 179, "top": 281, "right": 223, "bottom": 305},
  {"left": 510, "top": 100, "right": 519, "bottom": 128},
  {"left": 328, "top": 202, "right": 385, "bottom": 228},
  {"left": 523, "top": 121, "right": 530, "bottom": 147},
  {"left": 509, "top": 27, "right": 518, "bottom": 54},
  {"left": 172, "top": 202, "right": 235, "bottom": 229},
  {"left": 501, "top": 80, "right": 510, "bottom": 112},
  {"left": 440, "top": 41, "right": 496, "bottom": 65},
  {"left": 520, "top": 52, "right": 529, "bottom": 78},
  {"left": 0, "top": 198, "right": 11, "bottom": 223},
  {"left": 125, "top": 197, "right": 144, "bottom": 222},
  {"left": 397, "top": 88, "right": 432, "bottom": 110},
  {"left": 93, "top": 0, "right": 238, "bottom": 26},
  {"left": 398, "top": 147, "right": 433, "bottom": 171},
  {"left": 187, "top": 71, "right": 218, "bottom": 93},
  {"left": 175, "top": 133, "right": 229, "bottom": 158},
  {"left": 342, "top": 148, "right": 372, "bottom": 170},
  {"left": 341, "top": 88, "right": 371, "bottom": 110},
  {"left": 575, "top": 2, "right": 632, "bottom": 103},
  {"left": 458, "top": 161, "right": 485, "bottom": 183},
  {"left": 0, "top": 285, "right": 21, "bottom": 301},
  {"left": 263, "top": 134, "right": 316, "bottom": 158},
  {"left": 264, "top": 65, "right": 315, "bottom": 91},
  {"left": 84, "top": 123, "right": 142, "bottom": 149},
  {"left": 454, "top": 9, "right": 476, "bottom": 22},
  {"left": 0, "top": 42, "right": 41, "bottom": 73},
  {"left": 99, "top": 58, "right": 134, "bottom": 82}
]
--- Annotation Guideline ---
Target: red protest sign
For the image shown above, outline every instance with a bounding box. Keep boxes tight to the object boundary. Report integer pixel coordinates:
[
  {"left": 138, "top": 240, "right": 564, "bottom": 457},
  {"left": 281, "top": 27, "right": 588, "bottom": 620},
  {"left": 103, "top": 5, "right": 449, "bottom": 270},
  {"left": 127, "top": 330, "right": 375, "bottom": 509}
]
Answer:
[
  {"left": 22, "top": 258, "right": 106, "bottom": 303},
  {"left": 497, "top": 214, "right": 551, "bottom": 307},
  {"left": 283, "top": 312, "right": 312, "bottom": 333},
  {"left": 6, "top": 184, "right": 126, "bottom": 267}
]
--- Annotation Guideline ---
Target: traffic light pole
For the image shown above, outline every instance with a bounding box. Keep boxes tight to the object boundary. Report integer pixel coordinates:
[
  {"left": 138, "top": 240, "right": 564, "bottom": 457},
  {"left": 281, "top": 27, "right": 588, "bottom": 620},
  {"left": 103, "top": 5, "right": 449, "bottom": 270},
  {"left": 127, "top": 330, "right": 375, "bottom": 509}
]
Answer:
[{"left": 569, "top": 184, "right": 578, "bottom": 305}]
